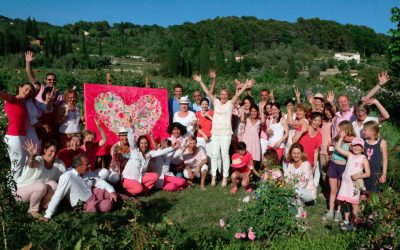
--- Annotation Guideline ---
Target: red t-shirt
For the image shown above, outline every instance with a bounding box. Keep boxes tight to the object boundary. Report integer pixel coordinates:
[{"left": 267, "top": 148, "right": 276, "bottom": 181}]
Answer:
[
  {"left": 57, "top": 147, "right": 85, "bottom": 168},
  {"left": 196, "top": 110, "right": 214, "bottom": 138},
  {"left": 297, "top": 127, "right": 322, "bottom": 166},
  {"left": 80, "top": 142, "right": 101, "bottom": 171},
  {"left": 231, "top": 152, "right": 253, "bottom": 174},
  {"left": 5, "top": 98, "right": 27, "bottom": 136}
]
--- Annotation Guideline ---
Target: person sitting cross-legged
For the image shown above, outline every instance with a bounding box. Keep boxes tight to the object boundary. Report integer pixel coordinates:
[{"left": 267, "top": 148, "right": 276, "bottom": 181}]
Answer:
[{"left": 41, "top": 153, "right": 127, "bottom": 221}]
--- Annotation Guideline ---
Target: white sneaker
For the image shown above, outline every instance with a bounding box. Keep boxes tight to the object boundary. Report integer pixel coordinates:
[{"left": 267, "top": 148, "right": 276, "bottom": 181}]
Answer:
[
  {"left": 322, "top": 210, "right": 334, "bottom": 221},
  {"left": 334, "top": 211, "right": 342, "bottom": 222}
]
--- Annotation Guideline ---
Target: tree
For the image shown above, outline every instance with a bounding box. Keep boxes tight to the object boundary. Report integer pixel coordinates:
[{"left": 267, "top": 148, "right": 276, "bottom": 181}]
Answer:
[
  {"left": 164, "top": 41, "right": 181, "bottom": 76},
  {"left": 51, "top": 33, "right": 59, "bottom": 56},
  {"left": 25, "top": 17, "right": 32, "bottom": 36},
  {"left": 31, "top": 18, "right": 39, "bottom": 38},
  {"left": 59, "top": 36, "right": 67, "bottom": 56},
  {"left": 43, "top": 31, "right": 52, "bottom": 57},
  {"left": 213, "top": 42, "right": 225, "bottom": 73},
  {"left": 66, "top": 34, "right": 72, "bottom": 54},
  {"left": 98, "top": 35, "right": 103, "bottom": 57},
  {"left": 387, "top": 7, "right": 400, "bottom": 120},
  {"left": 288, "top": 57, "right": 298, "bottom": 82},
  {"left": 81, "top": 31, "right": 88, "bottom": 58},
  {"left": 199, "top": 39, "right": 210, "bottom": 75}
]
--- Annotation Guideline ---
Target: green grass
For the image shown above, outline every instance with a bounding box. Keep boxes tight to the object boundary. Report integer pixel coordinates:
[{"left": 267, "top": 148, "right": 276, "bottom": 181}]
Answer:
[{"left": 135, "top": 183, "right": 351, "bottom": 249}]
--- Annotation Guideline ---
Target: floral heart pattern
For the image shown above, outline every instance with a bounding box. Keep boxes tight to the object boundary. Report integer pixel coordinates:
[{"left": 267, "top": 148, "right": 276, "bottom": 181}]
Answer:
[{"left": 94, "top": 92, "right": 162, "bottom": 136}]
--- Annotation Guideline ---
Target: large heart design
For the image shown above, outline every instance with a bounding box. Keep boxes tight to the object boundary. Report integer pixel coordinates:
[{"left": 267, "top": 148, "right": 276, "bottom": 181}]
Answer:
[{"left": 94, "top": 92, "right": 162, "bottom": 136}]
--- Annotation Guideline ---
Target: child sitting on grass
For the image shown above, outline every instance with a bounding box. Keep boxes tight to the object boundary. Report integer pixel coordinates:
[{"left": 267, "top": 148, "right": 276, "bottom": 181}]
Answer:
[
  {"left": 253, "top": 149, "right": 283, "bottom": 183},
  {"left": 230, "top": 142, "right": 254, "bottom": 194}
]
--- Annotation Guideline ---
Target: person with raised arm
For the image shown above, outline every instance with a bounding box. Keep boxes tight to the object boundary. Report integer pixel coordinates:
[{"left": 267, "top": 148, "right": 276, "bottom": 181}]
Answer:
[
  {"left": 1, "top": 82, "right": 34, "bottom": 180},
  {"left": 332, "top": 71, "right": 390, "bottom": 140},
  {"left": 192, "top": 69, "right": 216, "bottom": 111},
  {"left": 16, "top": 140, "right": 65, "bottom": 218},
  {"left": 352, "top": 98, "right": 390, "bottom": 138},
  {"left": 25, "top": 51, "right": 63, "bottom": 105},
  {"left": 121, "top": 122, "right": 181, "bottom": 196},
  {"left": 193, "top": 74, "right": 254, "bottom": 187}
]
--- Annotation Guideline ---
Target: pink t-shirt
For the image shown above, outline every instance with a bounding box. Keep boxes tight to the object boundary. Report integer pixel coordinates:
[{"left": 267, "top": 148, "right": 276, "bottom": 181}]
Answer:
[
  {"left": 182, "top": 147, "right": 207, "bottom": 167},
  {"left": 196, "top": 110, "right": 214, "bottom": 138},
  {"left": 320, "top": 121, "right": 332, "bottom": 155},
  {"left": 5, "top": 97, "right": 27, "bottom": 136},
  {"left": 231, "top": 152, "right": 253, "bottom": 174},
  {"left": 297, "top": 127, "right": 322, "bottom": 166}
]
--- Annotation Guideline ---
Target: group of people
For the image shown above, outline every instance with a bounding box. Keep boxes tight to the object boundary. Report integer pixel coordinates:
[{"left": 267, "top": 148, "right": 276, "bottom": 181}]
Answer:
[{"left": 0, "top": 52, "right": 390, "bottom": 229}]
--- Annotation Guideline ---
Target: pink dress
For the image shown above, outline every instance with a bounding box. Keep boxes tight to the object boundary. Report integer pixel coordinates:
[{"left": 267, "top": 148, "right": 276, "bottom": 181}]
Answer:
[
  {"left": 241, "top": 118, "right": 261, "bottom": 162},
  {"left": 337, "top": 154, "right": 366, "bottom": 205}
]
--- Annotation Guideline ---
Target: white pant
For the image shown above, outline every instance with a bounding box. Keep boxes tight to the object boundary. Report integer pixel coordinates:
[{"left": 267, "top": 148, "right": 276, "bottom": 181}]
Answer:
[
  {"left": 211, "top": 135, "right": 231, "bottom": 178},
  {"left": 183, "top": 164, "right": 208, "bottom": 179},
  {"left": 4, "top": 135, "right": 27, "bottom": 181},
  {"left": 260, "top": 138, "right": 268, "bottom": 159},
  {"left": 313, "top": 162, "right": 321, "bottom": 188},
  {"left": 95, "top": 168, "right": 120, "bottom": 184},
  {"left": 296, "top": 188, "right": 315, "bottom": 203}
]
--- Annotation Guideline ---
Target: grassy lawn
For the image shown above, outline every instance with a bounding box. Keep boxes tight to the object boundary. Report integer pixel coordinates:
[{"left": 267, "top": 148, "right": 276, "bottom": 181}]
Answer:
[{"left": 136, "top": 183, "right": 352, "bottom": 248}]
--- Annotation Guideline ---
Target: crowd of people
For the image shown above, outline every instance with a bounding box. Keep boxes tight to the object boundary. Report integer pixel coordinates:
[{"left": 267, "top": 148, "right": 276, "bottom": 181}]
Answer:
[{"left": 0, "top": 51, "right": 391, "bottom": 230}]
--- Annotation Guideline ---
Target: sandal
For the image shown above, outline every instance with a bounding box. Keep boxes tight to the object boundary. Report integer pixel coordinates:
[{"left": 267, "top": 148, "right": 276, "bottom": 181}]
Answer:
[{"left": 230, "top": 187, "right": 238, "bottom": 194}]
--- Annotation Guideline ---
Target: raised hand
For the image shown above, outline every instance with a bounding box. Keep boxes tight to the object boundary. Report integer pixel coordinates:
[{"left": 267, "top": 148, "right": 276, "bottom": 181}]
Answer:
[
  {"left": 326, "top": 91, "right": 335, "bottom": 103},
  {"left": 25, "top": 51, "right": 35, "bottom": 63},
  {"left": 307, "top": 92, "right": 314, "bottom": 105},
  {"left": 234, "top": 79, "right": 244, "bottom": 91},
  {"left": 269, "top": 90, "right": 275, "bottom": 103},
  {"left": 192, "top": 74, "right": 202, "bottom": 83},
  {"left": 245, "top": 79, "right": 255, "bottom": 89},
  {"left": 208, "top": 69, "right": 216, "bottom": 79},
  {"left": 23, "top": 139, "right": 38, "bottom": 156},
  {"left": 378, "top": 71, "right": 390, "bottom": 86},
  {"left": 294, "top": 87, "right": 301, "bottom": 100},
  {"left": 172, "top": 140, "right": 181, "bottom": 149}
]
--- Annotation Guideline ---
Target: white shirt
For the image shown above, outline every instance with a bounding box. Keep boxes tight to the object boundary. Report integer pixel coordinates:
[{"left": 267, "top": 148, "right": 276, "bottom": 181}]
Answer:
[
  {"left": 44, "top": 168, "right": 115, "bottom": 219},
  {"left": 58, "top": 105, "right": 81, "bottom": 133},
  {"left": 17, "top": 156, "right": 66, "bottom": 188},
  {"left": 122, "top": 128, "right": 174, "bottom": 182},
  {"left": 212, "top": 99, "right": 233, "bottom": 136},
  {"left": 173, "top": 111, "right": 197, "bottom": 135},
  {"left": 352, "top": 116, "right": 379, "bottom": 139}
]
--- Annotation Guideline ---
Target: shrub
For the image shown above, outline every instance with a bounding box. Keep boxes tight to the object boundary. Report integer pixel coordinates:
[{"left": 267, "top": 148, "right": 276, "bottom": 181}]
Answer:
[{"left": 228, "top": 182, "right": 302, "bottom": 242}]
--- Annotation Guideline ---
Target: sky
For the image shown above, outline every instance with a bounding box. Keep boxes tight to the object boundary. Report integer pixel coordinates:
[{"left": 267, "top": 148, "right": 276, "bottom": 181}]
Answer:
[{"left": 1, "top": 0, "right": 398, "bottom": 34}]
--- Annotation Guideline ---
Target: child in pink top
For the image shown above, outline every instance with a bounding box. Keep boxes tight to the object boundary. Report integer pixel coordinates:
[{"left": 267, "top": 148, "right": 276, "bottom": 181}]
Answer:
[
  {"left": 335, "top": 133, "right": 370, "bottom": 230},
  {"left": 230, "top": 142, "right": 254, "bottom": 193}
]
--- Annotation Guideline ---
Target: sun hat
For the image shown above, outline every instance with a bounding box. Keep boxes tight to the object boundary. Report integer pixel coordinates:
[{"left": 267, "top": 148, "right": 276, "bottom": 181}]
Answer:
[
  {"left": 351, "top": 138, "right": 365, "bottom": 148},
  {"left": 179, "top": 96, "right": 190, "bottom": 104},
  {"left": 118, "top": 127, "right": 128, "bottom": 135},
  {"left": 314, "top": 93, "right": 325, "bottom": 100},
  {"left": 231, "top": 156, "right": 246, "bottom": 168}
]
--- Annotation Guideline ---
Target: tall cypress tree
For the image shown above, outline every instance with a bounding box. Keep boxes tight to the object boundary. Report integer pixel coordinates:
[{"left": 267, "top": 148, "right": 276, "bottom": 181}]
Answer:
[
  {"left": 31, "top": 18, "right": 39, "bottom": 38},
  {"left": 25, "top": 17, "right": 32, "bottom": 36},
  {"left": 199, "top": 38, "right": 210, "bottom": 75},
  {"left": 98, "top": 35, "right": 103, "bottom": 57},
  {"left": 214, "top": 42, "right": 225, "bottom": 74},
  {"left": 43, "top": 31, "right": 52, "bottom": 57},
  {"left": 66, "top": 34, "right": 72, "bottom": 54},
  {"left": 51, "top": 33, "right": 59, "bottom": 56},
  {"left": 81, "top": 31, "right": 88, "bottom": 58},
  {"left": 288, "top": 58, "right": 298, "bottom": 82},
  {"left": 165, "top": 42, "right": 181, "bottom": 76}
]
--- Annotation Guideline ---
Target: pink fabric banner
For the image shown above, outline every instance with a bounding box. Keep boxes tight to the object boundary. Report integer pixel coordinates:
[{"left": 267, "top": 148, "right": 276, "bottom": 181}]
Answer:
[{"left": 84, "top": 83, "right": 170, "bottom": 155}]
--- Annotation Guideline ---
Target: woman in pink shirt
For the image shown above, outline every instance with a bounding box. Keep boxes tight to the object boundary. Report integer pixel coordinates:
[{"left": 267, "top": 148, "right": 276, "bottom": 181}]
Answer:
[{"left": 1, "top": 83, "right": 34, "bottom": 180}]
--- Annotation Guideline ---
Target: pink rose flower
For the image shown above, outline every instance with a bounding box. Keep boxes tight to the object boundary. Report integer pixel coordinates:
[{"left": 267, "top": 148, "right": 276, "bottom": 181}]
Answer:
[
  {"left": 248, "top": 230, "right": 256, "bottom": 241},
  {"left": 219, "top": 219, "right": 225, "bottom": 228},
  {"left": 234, "top": 233, "right": 242, "bottom": 239},
  {"left": 301, "top": 211, "right": 307, "bottom": 219}
]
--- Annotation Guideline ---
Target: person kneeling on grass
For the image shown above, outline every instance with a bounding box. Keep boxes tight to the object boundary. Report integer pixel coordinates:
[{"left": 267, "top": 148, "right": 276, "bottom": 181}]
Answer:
[
  {"left": 230, "top": 142, "right": 254, "bottom": 194},
  {"left": 41, "top": 153, "right": 127, "bottom": 221},
  {"left": 182, "top": 136, "right": 208, "bottom": 190}
]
